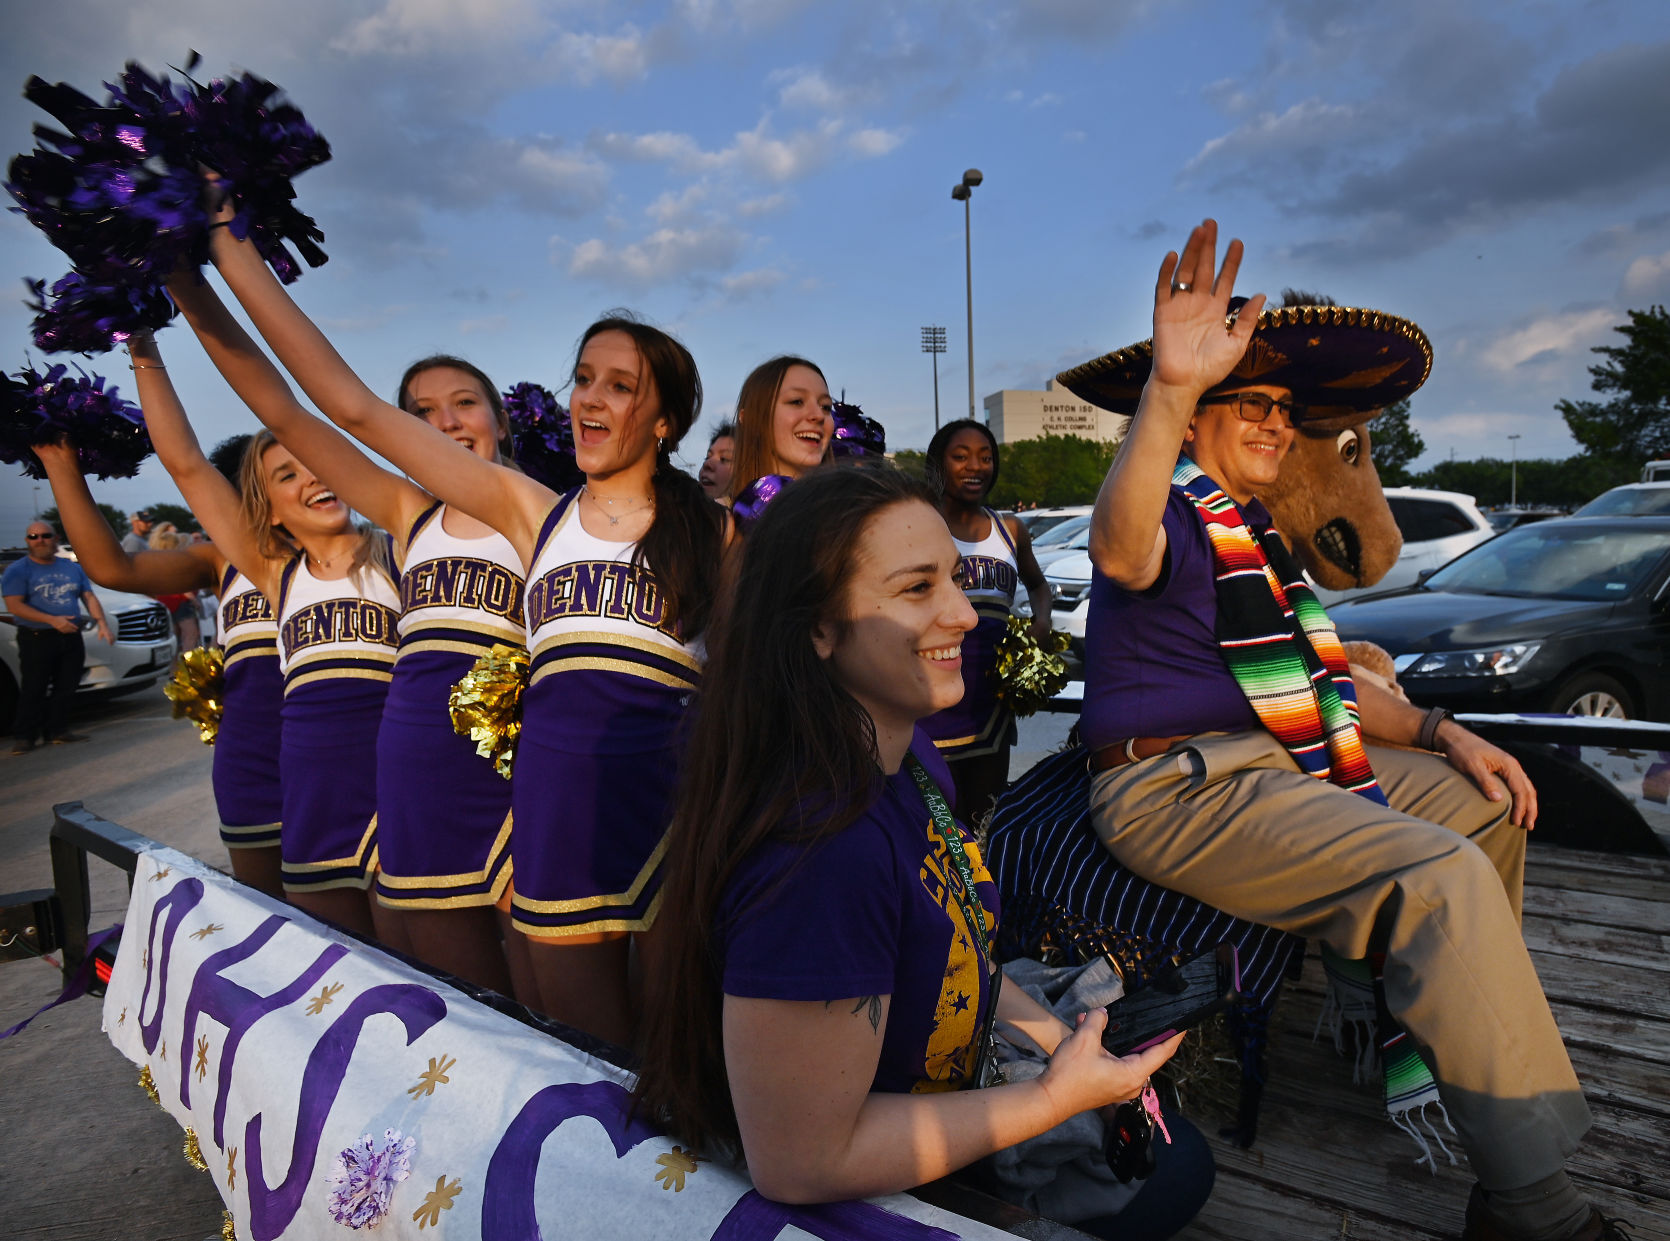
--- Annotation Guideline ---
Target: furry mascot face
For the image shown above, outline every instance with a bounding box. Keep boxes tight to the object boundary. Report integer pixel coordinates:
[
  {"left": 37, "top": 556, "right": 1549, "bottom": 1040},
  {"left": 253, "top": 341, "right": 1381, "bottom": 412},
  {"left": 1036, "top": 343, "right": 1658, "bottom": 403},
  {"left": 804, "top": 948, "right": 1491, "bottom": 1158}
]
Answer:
[{"left": 1259, "top": 417, "right": 1403, "bottom": 592}]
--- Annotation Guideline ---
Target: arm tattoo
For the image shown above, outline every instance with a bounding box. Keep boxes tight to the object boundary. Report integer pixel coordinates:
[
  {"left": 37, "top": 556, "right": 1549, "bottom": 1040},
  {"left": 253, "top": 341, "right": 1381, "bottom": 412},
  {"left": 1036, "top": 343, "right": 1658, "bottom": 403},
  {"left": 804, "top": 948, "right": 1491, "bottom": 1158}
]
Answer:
[{"left": 852, "top": 996, "right": 882, "bottom": 1034}]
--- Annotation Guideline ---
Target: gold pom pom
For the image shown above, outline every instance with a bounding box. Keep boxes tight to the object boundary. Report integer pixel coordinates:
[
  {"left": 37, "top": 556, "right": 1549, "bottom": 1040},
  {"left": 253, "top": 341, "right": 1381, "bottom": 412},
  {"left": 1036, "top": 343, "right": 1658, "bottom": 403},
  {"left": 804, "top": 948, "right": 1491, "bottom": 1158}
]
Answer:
[
  {"left": 994, "top": 615, "right": 1071, "bottom": 718},
  {"left": 163, "top": 646, "right": 226, "bottom": 745},
  {"left": 449, "top": 644, "right": 529, "bottom": 780},
  {"left": 137, "top": 1064, "right": 160, "bottom": 1106},
  {"left": 183, "top": 1126, "right": 208, "bottom": 1171},
  {"left": 221, "top": 1209, "right": 238, "bottom": 1241}
]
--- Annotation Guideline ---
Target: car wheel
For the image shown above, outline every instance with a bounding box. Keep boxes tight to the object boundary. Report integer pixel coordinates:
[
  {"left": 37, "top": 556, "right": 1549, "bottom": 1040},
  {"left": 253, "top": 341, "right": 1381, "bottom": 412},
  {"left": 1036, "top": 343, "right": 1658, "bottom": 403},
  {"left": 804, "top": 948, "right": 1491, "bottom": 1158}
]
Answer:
[{"left": 1549, "top": 672, "right": 1634, "bottom": 719}]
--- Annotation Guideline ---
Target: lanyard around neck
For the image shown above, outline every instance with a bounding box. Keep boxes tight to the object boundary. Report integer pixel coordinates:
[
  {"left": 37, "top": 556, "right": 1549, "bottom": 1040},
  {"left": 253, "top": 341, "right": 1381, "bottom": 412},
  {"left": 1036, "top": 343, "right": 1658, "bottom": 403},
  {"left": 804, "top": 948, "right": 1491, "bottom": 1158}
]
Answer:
[{"left": 905, "top": 755, "right": 994, "bottom": 964}]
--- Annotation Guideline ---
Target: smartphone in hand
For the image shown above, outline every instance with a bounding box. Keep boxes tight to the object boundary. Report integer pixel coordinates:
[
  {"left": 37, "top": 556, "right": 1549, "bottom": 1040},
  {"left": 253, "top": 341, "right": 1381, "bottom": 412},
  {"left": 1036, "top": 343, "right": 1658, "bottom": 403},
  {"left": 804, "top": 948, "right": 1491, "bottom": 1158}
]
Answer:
[{"left": 1101, "top": 943, "right": 1241, "bottom": 1057}]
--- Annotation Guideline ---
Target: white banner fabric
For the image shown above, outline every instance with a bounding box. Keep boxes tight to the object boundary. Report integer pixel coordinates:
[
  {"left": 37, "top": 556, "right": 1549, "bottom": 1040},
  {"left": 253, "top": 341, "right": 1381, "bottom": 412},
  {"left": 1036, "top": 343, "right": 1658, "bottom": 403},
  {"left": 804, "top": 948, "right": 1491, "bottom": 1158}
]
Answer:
[{"left": 102, "top": 847, "right": 1013, "bottom": 1241}]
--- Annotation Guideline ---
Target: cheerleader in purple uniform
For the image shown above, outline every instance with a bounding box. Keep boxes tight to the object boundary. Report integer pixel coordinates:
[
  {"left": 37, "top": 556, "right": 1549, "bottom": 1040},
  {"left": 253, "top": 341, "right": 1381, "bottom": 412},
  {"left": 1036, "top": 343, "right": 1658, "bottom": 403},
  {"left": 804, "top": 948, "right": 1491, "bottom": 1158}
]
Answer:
[
  {"left": 170, "top": 273, "right": 523, "bottom": 994},
  {"left": 201, "top": 215, "right": 727, "bottom": 1044},
  {"left": 100, "top": 322, "right": 396, "bottom": 941},
  {"left": 920, "top": 420, "right": 1053, "bottom": 823},
  {"left": 30, "top": 434, "right": 286, "bottom": 898}
]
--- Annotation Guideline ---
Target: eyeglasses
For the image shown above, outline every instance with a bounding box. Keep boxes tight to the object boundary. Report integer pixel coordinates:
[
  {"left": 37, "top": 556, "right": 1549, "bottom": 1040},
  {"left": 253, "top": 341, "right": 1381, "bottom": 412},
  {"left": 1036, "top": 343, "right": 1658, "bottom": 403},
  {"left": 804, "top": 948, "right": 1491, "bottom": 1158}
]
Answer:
[
  {"left": 1197, "top": 392, "right": 1304, "bottom": 424},
  {"left": 26, "top": 532, "right": 55, "bottom": 540}
]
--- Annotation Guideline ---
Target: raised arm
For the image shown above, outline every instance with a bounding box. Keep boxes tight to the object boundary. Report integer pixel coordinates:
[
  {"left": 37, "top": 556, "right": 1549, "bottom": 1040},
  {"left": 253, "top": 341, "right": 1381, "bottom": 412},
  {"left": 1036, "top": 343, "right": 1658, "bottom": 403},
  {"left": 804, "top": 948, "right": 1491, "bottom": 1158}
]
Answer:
[
  {"left": 204, "top": 215, "right": 554, "bottom": 562},
  {"left": 723, "top": 992, "right": 1178, "bottom": 1203},
  {"left": 33, "top": 440, "right": 220, "bottom": 595},
  {"left": 1088, "top": 220, "right": 1264, "bottom": 590},
  {"left": 125, "top": 334, "right": 282, "bottom": 598},
  {"left": 166, "top": 274, "right": 430, "bottom": 542}
]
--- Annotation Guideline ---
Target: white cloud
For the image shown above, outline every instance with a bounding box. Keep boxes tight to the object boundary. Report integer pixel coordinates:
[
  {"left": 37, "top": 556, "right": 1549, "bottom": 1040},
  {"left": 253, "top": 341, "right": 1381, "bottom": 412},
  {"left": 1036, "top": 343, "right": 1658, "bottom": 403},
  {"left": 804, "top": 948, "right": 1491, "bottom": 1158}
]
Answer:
[
  {"left": 847, "top": 127, "right": 905, "bottom": 158},
  {"left": 1183, "top": 98, "right": 1362, "bottom": 180},
  {"left": 647, "top": 183, "right": 712, "bottom": 224},
  {"left": 544, "top": 26, "right": 651, "bottom": 86},
  {"left": 1479, "top": 308, "right": 1619, "bottom": 373},
  {"left": 332, "top": 0, "right": 542, "bottom": 55},
  {"left": 1029, "top": 91, "right": 1063, "bottom": 109},
  {"left": 737, "top": 192, "right": 790, "bottom": 217},
  {"left": 1622, "top": 249, "right": 1670, "bottom": 298},
  {"left": 567, "top": 225, "right": 747, "bottom": 286},
  {"left": 720, "top": 267, "right": 786, "bottom": 298}
]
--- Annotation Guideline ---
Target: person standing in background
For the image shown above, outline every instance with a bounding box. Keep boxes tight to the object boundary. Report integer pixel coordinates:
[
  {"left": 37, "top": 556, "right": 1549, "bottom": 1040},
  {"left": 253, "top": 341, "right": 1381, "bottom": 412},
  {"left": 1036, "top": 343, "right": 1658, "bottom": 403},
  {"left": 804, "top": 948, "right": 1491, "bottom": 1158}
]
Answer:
[
  {"left": 120, "top": 509, "right": 154, "bottom": 553},
  {"left": 4, "top": 521, "right": 111, "bottom": 753}
]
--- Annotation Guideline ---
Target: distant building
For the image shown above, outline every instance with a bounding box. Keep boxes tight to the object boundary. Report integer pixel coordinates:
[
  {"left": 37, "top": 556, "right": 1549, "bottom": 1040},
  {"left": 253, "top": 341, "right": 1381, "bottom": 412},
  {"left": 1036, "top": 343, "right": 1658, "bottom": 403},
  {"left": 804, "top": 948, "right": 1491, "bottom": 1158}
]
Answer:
[{"left": 983, "top": 380, "right": 1128, "bottom": 445}]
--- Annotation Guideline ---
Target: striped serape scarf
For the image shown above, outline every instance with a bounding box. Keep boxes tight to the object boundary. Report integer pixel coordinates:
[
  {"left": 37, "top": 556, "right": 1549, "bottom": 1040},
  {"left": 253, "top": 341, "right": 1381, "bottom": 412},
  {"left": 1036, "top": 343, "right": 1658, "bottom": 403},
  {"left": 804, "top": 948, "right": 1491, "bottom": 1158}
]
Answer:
[{"left": 1172, "top": 456, "right": 1387, "bottom": 807}]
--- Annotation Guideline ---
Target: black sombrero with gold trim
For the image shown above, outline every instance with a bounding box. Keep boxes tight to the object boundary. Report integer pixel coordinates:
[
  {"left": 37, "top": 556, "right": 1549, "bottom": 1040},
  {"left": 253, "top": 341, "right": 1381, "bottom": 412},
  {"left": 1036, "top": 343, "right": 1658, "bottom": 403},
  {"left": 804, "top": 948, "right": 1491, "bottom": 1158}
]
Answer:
[{"left": 1056, "top": 299, "right": 1433, "bottom": 423}]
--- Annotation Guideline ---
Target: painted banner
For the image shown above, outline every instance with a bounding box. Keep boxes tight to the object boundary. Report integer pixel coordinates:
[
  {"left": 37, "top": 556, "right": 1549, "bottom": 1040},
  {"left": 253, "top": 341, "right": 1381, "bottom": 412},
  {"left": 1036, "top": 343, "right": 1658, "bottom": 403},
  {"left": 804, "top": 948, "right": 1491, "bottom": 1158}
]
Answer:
[{"left": 103, "top": 847, "right": 1013, "bottom": 1240}]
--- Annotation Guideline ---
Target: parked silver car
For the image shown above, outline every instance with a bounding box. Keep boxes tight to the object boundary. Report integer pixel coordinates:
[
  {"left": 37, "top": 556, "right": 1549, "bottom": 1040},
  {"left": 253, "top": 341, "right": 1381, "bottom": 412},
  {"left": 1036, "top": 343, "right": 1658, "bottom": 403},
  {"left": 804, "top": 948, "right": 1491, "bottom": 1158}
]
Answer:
[{"left": 0, "top": 551, "right": 178, "bottom": 730}]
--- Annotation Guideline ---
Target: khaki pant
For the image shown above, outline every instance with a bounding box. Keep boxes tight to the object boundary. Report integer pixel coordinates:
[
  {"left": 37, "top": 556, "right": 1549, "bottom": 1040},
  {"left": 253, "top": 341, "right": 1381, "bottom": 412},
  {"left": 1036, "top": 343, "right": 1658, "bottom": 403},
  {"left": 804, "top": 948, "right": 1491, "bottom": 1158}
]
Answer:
[{"left": 1089, "top": 730, "right": 1590, "bottom": 1190}]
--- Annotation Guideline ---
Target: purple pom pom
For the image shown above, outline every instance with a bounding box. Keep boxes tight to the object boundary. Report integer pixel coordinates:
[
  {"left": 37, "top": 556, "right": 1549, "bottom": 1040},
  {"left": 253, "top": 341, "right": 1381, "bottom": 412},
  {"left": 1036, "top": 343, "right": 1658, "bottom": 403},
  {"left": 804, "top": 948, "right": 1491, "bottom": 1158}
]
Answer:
[
  {"left": 0, "top": 362, "right": 152, "bottom": 481},
  {"left": 503, "top": 381, "right": 583, "bottom": 492},
  {"left": 732, "top": 473, "right": 792, "bottom": 529},
  {"left": 26, "top": 273, "right": 176, "bottom": 355},
  {"left": 6, "top": 57, "right": 332, "bottom": 294},
  {"left": 830, "top": 401, "right": 886, "bottom": 458}
]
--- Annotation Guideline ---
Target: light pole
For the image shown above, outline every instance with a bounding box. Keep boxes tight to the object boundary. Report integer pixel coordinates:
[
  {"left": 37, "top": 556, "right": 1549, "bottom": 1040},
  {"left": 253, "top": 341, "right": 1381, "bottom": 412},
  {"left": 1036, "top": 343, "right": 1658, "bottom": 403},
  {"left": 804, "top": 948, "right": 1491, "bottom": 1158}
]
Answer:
[
  {"left": 920, "top": 326, "right": 946, "bottom": 430},
  {"left": 951, "top": 168, "right": 982, "bottom": 420},
  {"left": 1508, "top": 434, "right": 1522, "bottom": 507}
]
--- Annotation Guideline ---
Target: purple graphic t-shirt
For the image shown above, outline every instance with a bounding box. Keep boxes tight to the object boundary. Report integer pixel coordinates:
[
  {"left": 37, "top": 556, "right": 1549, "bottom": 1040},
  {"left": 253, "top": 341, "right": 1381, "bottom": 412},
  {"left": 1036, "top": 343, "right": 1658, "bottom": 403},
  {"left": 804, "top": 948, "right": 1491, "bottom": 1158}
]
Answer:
[{"left": 720, "top": 731, "right": 1000, "bottom": 1095}]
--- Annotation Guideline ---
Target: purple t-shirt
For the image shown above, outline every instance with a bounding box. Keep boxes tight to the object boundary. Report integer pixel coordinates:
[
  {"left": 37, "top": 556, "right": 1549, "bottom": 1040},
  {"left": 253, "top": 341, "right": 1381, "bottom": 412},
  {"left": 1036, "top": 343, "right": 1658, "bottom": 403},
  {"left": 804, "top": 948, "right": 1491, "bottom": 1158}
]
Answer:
[
  {"left": 720, "top": 730, "right": 1000, "bottom": 1095},
  {"left": 1081, "top": 487, "right": 1264, "bottom": 749}
]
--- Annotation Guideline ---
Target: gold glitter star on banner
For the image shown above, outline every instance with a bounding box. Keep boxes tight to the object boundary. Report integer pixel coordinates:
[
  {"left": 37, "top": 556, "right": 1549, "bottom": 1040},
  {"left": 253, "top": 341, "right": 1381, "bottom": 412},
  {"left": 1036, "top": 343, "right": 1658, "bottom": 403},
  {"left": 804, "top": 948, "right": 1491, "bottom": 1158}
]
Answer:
[
  {"left": 195, "top": 1035, "right": 211, "bottom": 1081},
  {"left": 190, "top": 923, "right": 225, "bottom": 941},
  {"left": 412, "top": 1176, "right": 461, "bottom": 1229},
  {"left": 141, "top": 948, "right": 149, "bottom": 970},
  {"left": 226, "top": 1146, "right": 238, "bottom": 1191},
  {"left": 306, "top": 982, "right": 343, "bottom": 1015},
  {"left": 149, "top": 866, "right": 172, "bottom": 882},
  {"left": 118, "top": 1006, "right": 127, "bottom": 1026},
  {"left": 653, "top": 1145, "right": 704, "bottom": 1191},
  {"left": 407, "top": 1054, "right": 457, "bottom": 1099},
  {"left": 159, "top": 1038, "right": 167, "bottom": 1062}
]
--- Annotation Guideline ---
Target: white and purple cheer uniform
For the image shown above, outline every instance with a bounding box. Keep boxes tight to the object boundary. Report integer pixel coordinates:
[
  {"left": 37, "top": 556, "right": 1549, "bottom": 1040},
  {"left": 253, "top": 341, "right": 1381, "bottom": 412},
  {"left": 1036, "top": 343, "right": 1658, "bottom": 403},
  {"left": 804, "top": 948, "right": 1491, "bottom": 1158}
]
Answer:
[
  {"left": 510, "top": 491, "right": 702, "bottom": 938},
  {"left": 275, "top": 550, "right": 400, "bottom": 892},
  {"left": 213, "top": 565, "right": 283, "bottom": 848},
  {"left": 374, "top": 502, "right": 522, "bottom": 909},
  {"left": 922, "top": 508, "right": 1020, "bottom": 760}
]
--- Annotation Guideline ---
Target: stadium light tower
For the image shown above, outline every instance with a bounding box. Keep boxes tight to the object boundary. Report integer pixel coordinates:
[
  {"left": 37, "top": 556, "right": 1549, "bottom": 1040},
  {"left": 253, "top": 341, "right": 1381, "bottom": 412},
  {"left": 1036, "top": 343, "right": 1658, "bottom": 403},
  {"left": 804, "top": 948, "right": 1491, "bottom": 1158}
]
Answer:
[{"left": 921, "top": 325, "right": 947, "bottom": 430}]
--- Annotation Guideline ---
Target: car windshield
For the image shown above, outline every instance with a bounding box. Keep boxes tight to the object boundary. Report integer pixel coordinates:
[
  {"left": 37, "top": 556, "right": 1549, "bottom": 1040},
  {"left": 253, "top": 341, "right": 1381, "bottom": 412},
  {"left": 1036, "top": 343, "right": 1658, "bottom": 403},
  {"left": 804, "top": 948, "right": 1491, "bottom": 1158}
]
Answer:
[
  {"left": 1572, "top": 487, "right": 1670, "bottom": 517},
  {"left": 1424, "top": 524, "right": 1670, "bottom": 601},
  {"left": 1032, "top": 514, "right": 1091, "bottom": 547}
]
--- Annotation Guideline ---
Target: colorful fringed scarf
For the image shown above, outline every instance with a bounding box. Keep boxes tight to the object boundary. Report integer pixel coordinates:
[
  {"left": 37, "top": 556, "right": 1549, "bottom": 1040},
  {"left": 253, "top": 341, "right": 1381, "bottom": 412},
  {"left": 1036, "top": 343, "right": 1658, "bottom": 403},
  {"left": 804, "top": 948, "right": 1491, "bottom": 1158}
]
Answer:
[{"left": 1173, "top": 457, "right": 1387, "bottom": 806}]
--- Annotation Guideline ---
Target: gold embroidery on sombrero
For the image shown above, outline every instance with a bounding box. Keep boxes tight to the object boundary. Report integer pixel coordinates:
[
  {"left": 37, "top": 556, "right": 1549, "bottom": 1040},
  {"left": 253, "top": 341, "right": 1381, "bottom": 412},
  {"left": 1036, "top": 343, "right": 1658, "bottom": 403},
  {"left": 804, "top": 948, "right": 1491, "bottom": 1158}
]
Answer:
[
  {"left": 1231, "top": 336, "right": 1291, "bottom": 378},
  {"left": 1322, "top": 359, "right": 1411, "bottom": 389}
]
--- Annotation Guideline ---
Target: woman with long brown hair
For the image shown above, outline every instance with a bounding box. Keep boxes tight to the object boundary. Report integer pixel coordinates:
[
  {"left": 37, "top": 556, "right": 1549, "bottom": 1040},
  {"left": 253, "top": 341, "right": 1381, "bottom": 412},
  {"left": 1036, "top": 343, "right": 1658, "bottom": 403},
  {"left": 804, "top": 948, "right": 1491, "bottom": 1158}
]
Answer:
[
  {"left": 198, "top": 205, "right": 727, "bottom": 1043},
  {"left": 636, "top": 466, "right": 1186, "bottom": 1225},
  {"left": 724, "top": 355, "right": 833, "bottom": 507}
]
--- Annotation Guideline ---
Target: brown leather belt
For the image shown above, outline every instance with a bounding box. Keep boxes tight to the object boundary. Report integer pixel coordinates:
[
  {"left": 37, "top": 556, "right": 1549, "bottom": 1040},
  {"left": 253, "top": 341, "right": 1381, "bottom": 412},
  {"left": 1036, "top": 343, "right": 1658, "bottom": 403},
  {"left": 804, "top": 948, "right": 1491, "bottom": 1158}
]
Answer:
[{"left": 1087, "top": 735, "right": 1191, "bottom": 773}]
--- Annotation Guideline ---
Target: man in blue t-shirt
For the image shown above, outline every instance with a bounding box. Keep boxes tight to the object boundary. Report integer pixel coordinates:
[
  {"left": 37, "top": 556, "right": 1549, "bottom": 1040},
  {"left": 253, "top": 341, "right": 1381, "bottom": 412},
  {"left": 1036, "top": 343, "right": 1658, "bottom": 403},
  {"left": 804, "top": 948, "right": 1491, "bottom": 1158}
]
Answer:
[{"left": 3, "top": 521, "right": 110, "bottom": 753}]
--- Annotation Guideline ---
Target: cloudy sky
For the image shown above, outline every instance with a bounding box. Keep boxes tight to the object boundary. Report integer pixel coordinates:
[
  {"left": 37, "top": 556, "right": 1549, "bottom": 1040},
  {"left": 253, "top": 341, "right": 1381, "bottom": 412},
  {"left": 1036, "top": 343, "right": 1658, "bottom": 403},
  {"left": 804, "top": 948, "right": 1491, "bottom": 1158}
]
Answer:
[{"left": 2, "top": 0, "right": 1667, "bottom": 532}]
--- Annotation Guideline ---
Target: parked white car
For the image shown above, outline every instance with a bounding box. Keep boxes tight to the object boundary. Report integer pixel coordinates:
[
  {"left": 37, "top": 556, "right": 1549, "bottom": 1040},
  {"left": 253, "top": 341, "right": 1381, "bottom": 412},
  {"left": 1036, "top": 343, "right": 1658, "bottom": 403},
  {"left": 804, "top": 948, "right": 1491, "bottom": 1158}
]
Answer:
[
  {"left": 1040, "top": 487, "right": 1499, "bottom": 653},
  {"left": 0, "top": 552, "right": 178, "bottom": 731}
]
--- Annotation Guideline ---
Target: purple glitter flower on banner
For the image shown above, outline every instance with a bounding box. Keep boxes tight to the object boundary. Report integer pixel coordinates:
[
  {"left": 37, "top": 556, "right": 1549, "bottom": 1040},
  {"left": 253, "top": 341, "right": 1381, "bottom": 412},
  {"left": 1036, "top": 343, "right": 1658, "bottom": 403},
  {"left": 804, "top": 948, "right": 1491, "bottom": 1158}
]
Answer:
[
  {"left": 324, "top": 1128, "right": 414, "bottom": 1229},
  {"left": 503, "top": 381, "right": 583, "bottom": 492},
  {"left": 26, "top": 273, "right": 176, "bottom": 355},
  {"left": 1, "top": 362, "right": 152, "bottom": 480},
  {"left": 732, "top": 473, "right": 793, "bottom": 529},
  {"left": 830, "top": 401, "right": 885, "bottom": 458}
]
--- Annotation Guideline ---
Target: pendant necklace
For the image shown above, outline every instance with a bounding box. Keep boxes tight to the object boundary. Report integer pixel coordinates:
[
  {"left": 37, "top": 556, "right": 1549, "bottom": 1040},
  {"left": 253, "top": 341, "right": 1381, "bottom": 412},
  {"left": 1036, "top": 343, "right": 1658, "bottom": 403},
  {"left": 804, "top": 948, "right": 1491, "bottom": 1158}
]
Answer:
[{"left": 584, "top": 485, "right": 652, "bottom": 527}]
